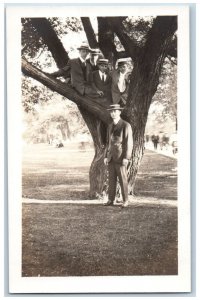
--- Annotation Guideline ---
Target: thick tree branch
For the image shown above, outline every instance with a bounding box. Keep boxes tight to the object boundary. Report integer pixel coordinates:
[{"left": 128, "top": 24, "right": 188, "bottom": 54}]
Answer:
[
  {"left": 81, "top": 17, "right": 99, "bottom": 49},
  {"left": 106, "top": 17, "right": 140, "bottom": 59},
  {"left": 97, "top": 17, "right": 116, "bottom": 61},
  {"left": 30, "top": 18, "right": 69, "bottom": 68},
  {"left": 144, "top": 16, "right": 177, "bottom": 61},
  {"left": 22, "top": 58, "right": 110, "bottom": 124},
  {"left": 114, "top": 50, "right": 129, "bottom": 59}
]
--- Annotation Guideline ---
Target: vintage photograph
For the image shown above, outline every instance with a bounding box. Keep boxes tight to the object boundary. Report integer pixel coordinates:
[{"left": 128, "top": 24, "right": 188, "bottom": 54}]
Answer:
[{"left": 7, "top": 5, "right": 190, "bottom": 294}]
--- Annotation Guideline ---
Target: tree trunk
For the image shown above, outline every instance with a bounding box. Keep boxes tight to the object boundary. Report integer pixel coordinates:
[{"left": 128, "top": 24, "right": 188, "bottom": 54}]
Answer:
[
  {"left": 123, "top": 55, "right": 166, "bottom": 194},
  {"left": 89, "top": 144, "right": 107, "bottom": 198},
  {"left": 79, "top": 108, "right": 108, "bottom": 198}
]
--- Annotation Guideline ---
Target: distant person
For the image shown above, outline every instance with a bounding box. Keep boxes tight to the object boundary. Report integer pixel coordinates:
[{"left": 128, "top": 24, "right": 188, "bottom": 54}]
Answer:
[
  {"left": 162, "top": 133, "right": 170, "bottom": 150},
  {"left": 104, "top": 104, "right": 133, "bottom": 208},
  {"left": 51, "top": 42, "right": 100, "bottom": 98},
  {"left": 152, "top": 134, "right": 159, "bottom": 150},
  {"left": 145, "top": 134, "right": 150, "bottom": 143},
  {"left": 90, "top": 58, "right": 112, "bottom": 102},
  {"left": 111, "top": 58, "right": 131, "bottom": 106}
]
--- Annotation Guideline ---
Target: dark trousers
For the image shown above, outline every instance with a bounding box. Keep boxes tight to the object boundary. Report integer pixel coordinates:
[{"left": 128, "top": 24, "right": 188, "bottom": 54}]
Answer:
[{"left": 108, "top": 160, "right": 128, "bottom": 203}]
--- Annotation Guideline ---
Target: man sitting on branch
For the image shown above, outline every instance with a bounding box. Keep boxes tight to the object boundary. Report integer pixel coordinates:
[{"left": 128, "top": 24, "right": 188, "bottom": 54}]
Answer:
[{"left": 51, "top": 42, "right": 102, "bottom": 98}]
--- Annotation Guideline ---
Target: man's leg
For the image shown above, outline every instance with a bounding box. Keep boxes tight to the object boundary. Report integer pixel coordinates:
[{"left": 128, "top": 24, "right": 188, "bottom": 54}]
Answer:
[
  {"left": 105, "top": 161, "right": 117, "bottom": 205},
  {"left": 116, "top": 164, "right": 129, "bottom": 206},
  {"left": 85, "top": 86, "right": 101, "bottom": 98}
]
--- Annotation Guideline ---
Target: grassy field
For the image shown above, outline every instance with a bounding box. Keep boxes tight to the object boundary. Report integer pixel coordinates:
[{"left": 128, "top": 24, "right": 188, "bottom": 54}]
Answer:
[
  {"left": 22, "top": 142, "right": 178, "bottom": 277},
  {"left": 22, "top": 203, "right": 177, "bottom": 277},
  {"left": 22, "top": 143, "right": 177, "bottom": 201}
]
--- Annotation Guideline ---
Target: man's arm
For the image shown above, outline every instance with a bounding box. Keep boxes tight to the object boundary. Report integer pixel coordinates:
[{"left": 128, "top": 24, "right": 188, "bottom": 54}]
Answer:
[
  {"left": 89, "top": 72, "right": 104, "bottom": 97},
  {"left": 124, "top": 122, "right": 133, "bottom": 160},
  {"left": 104, "top": 125, "right": 111, "bottom": 165},
  {"left": 51, "top": 61, "right": 71, "bottom": 78}
]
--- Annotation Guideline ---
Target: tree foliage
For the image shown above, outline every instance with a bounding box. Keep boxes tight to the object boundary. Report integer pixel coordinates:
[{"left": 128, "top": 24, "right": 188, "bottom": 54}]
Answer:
[{"left": 152, "top": 57, "right": 177, "bottom": 123}]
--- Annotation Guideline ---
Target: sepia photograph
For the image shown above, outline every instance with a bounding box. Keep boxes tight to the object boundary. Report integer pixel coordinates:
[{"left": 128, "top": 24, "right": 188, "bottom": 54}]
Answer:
[{"left": 7, "top": 4, "right": 191, "bottom": 294}]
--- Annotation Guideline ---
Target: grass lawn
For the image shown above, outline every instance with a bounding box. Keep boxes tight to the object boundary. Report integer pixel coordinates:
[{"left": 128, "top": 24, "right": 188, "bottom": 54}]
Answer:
[
  {"left": 22, "top": 203, "right": 177, "bottom": 276},
  {"left": 22, "top": 143, "right": 178, "bottom": 277},
  {"left": 22, "top": 143, "right": 177, "bottom": 201}
]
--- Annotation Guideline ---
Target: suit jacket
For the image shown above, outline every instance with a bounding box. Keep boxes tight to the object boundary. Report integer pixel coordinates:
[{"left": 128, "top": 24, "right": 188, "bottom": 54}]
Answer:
[
  {"left": 90, "top": 70, "right": 112, "bottom": 95},
  {"left": 86, "top": 59, "right": 99, "bottom": 71},
  {"left": 105, "top": 118, "right": 133, "bottom": 163},
  {"left": 53, "top": 58, "right": 93, "bottom": 95},
  {"left": 111, "top": 70, "right": 131, "bottom": 104}
]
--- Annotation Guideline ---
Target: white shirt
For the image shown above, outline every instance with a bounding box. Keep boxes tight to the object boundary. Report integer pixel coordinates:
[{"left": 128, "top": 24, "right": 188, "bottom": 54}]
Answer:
[
  {"left": 118, "top": 72, "right": 126, "bottom": 93},
  {"left": 79, "top": 56, "right": 86, "bottom": 65},
  {"left": 99, "top": 70, "right": 107, "bottom": 81}
]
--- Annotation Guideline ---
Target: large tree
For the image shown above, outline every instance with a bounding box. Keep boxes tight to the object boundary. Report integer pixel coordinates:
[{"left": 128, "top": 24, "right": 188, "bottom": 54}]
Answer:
[{"left": 21, "top": 16, "right": 177, "bottom": 197}]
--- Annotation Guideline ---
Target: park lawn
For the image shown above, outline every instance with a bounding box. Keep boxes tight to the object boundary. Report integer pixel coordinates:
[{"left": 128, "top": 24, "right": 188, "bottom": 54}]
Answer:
[
  {"left": 22, "top": 143, "right": 177, "bottom": 200},
  {"left": 22, "top": 143, "right": 178, "bottom": 277},
  {"left": 22, "top": 203, "right": 177, "bottom": 276}
]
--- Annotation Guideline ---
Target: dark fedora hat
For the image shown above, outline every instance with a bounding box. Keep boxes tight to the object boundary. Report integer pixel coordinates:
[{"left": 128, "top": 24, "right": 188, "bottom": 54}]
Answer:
[
  {"left": 77, "top": 42, "right": 90, "bottom": 51},
  {"left": 107, "top": 104, "right": 123, "bottom": 111},
  {"left": 97, "top": 58, "right": 109, "bottom": 65}
]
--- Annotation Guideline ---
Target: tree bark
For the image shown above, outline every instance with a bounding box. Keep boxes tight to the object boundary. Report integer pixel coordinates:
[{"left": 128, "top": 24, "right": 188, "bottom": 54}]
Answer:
[
  {"left": 79, "top": 108, "right": 108, "bottom": 198},
  {"left": 121, "top": 17, "right": 177, "bottom": 191},
  {"left": 81, "top": 17, "right": 99, "bottom": 49},
  {"left": 98, "top": 17, "right": 116, "bottom": 64}
]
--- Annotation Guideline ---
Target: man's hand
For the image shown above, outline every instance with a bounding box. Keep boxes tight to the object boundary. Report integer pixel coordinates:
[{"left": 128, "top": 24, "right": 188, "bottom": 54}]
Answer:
[
  {"left": 122, "top": 158, "right": 129, "bottom": 166},
  {"left": 97, "top": 90, "right": 104, "bottom": 97},
  {"left": 104, "top": 158, "right": 108, "bottom": 165}
]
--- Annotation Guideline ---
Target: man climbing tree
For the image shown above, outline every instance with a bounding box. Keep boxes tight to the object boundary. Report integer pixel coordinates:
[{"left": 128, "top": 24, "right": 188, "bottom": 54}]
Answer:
[{"left": 21, "top": 15, "right": 177, "bottom": 198}]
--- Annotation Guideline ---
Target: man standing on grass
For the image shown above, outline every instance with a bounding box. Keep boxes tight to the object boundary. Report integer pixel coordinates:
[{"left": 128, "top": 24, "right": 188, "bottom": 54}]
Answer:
[{"left": 104, "top": 104, "right": 133, "bottom": 208}]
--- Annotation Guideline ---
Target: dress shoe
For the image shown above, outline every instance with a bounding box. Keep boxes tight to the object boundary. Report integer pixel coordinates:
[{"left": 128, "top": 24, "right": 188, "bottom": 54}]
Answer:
[
  {"left": 121, "top": 201, "right": 129, "bottom": 208},
  {"left": 103, "top": 200, "right": 114, "bottom": 206}
]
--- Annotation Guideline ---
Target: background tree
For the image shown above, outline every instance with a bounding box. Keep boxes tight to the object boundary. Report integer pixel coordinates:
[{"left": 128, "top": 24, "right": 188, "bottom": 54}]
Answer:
[
  {"left": 22, "top": 78, "right": 89, "bottom": 143},
  {"left": 21, "top": 16, "right": 177, "bottom": 197}
]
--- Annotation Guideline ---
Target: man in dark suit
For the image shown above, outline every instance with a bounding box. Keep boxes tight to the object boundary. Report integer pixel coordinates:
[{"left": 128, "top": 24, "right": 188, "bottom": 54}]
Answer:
[
  {"left": 104, "top": 104, "right": 133, "bottom": 207},
  {"left": 51, "top": 42, "right": 100, "bottom": 97},
  {"left": 90, "top": 58, "right": 112, "bottom": 103},
  {"left": 111, "top": 58, "right": 131, "bottom": 106}
]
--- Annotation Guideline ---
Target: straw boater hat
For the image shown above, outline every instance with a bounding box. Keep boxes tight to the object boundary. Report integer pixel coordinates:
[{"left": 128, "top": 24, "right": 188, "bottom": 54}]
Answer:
[
  {"left": 107, "top": 104, "right": 123, "bottom": 111},
  {"left": 117, "top": 58, "right": 129, "bottom": 66},
  {"left": 90, "top": 48, "right": 101, "bottom": 55},
  {"left": 97, "top": 58, "right": 109, "bottom": 65},
  {"left": 77, "top": 42, "right": 91, "bottom": 51}
]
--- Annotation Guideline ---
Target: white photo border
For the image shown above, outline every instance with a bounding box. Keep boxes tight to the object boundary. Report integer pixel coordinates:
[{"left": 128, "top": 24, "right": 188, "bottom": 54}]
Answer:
[{"left": 6, "top": 4, "right": 191, "bottom": 294}]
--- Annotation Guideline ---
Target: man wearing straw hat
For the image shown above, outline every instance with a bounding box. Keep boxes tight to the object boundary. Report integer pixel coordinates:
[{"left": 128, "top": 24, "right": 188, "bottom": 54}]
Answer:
[
  {"left": 51, "top": 42, "right": 100, "bottom": 97},
  {"left": 87, "top": 48, "right": 104, "bottom": 71},
  {"left": 111, "top": 58, "right": 131, "bottom": 106},
  {"left": 90, "top": 58, "right": 112, "bottom": 102},
  {"left": 104, "top": 104, "right": 133, "bottom": 208}
]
